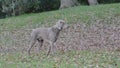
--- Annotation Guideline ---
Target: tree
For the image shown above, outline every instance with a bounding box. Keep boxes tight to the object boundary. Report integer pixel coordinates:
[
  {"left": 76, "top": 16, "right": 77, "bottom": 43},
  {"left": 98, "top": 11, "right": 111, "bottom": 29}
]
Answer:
[
  {"left": 60, "top": 0, "right": 80, "bottom": 9},
  {"left": 88, "top": 0, "right": 98, "bottom": 5}
]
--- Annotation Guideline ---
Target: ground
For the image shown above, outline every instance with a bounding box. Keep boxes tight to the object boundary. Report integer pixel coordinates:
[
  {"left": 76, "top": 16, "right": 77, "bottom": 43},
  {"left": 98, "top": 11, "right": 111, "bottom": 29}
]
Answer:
[{"left": 0, "top": 3, "right": 120, "bottom": 68}]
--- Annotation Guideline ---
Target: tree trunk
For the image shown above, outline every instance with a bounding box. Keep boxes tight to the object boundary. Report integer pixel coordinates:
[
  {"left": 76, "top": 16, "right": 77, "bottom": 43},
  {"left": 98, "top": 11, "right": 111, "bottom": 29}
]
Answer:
[
  {"left": 88, "top": 0, "right": 98, "bottom": 5},
  {"left": 59, "top": 0, "right": 79, "bottom": 9}
]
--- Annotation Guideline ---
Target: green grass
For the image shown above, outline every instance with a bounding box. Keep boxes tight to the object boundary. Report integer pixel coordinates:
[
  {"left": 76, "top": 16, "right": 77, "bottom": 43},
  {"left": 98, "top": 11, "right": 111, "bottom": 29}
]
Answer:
[
  {"left": 0, "top": 3, "right": 120, "bottom": 68},
  {"left": 0, "top": 50, "right": 120, "bottom": 68},
  {"left": 0, "top": 3, "right": 120, "bottom": 30}
]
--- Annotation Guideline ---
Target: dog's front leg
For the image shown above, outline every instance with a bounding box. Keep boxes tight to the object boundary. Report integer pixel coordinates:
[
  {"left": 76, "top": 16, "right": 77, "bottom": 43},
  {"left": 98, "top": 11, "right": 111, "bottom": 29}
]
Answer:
[{"left": 47, "top": 42, "right": 55, "bottom": 56}]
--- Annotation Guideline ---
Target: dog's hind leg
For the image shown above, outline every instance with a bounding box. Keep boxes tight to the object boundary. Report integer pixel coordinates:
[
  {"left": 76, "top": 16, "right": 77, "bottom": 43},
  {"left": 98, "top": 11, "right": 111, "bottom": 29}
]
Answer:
[
  {"left": 37, "top": 38, "right": 44, "bottom": 53},
  {"left": 28, "top": 35, "right": 37, "bottom": 55}
]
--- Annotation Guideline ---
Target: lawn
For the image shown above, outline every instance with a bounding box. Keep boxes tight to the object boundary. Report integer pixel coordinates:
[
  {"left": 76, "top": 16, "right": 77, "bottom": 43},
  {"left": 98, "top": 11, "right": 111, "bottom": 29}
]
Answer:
[{"left": 0, "top": 50, "right": 120, "bottom": 68}]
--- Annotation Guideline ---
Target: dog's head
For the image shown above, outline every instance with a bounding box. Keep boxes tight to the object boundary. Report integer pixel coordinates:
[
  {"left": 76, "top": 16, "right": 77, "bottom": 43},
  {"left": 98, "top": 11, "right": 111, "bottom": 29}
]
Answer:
[{"left": 56, "top": 20, "right": 68, "bottom": 30}]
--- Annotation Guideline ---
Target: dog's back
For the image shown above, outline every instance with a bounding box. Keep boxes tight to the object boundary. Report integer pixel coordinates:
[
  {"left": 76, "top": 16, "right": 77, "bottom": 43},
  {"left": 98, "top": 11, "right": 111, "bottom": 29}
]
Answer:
[{"left": 31, "top": 28, "right": 50, "bottom": 41}]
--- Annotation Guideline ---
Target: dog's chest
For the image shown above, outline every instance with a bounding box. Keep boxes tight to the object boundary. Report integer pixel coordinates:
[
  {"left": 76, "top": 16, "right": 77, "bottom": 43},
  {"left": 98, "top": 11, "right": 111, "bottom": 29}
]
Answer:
[{"left": 49, "top": 28, "right": 60, "bottom": 42}]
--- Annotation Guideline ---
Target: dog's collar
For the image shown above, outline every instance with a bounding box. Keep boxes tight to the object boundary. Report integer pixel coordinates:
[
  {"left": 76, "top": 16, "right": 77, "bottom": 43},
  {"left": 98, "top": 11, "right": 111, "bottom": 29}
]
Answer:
[
  {"left": 51, "top": 27, "right": 61, "bottom": 32},
  {"left": 56, "top": 27, "right": 62, "bottom": 31}
]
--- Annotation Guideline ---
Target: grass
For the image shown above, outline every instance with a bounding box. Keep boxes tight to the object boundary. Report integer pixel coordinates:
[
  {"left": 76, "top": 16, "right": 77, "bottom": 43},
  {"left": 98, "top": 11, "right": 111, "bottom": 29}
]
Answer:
[
  {"left": 0, "top": 50, "right": 120, "bottom": 68},
  {"left": 0, "top": 3, "right": 120, "bottom": 68},
  {"left": 0, "top": 3, "right": 120, "bottom": 30}
]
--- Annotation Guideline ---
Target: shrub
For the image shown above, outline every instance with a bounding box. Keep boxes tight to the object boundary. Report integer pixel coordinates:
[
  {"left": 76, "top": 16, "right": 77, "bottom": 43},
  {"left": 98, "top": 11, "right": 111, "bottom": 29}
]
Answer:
[
  {"left": 98, "top": 0, "right": 120, "bottom": 4},
  {"left": 0, "top": 0, "right": 60, "bottom": 17}
]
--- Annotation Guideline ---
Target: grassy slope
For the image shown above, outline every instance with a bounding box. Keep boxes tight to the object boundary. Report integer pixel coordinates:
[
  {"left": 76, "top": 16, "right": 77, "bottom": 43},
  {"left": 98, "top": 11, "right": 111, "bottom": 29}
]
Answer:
[
  {"left": 0, "top": 3, "right": 120, "bottom": 68},
  {"left": 0, "top": 3, "right": 120, "bottom": 30}
]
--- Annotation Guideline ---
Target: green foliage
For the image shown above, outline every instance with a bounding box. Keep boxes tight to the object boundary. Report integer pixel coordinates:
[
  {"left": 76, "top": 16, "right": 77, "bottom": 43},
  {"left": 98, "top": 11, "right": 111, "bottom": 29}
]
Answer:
[
  {"left": 27, "top": 0, "right": 60, "bottom": 12},
  {"left": 0, "top": 0, "right": 60, "bottom": 17},
  {"left": 98, "top": 0, "right": 120, "bottom": 4},
  {"left": 78, "top": 0, "right": 120, "bottom": 5},
  {"left": 78, "top": 0, "right": 88, "bottom": 5},
  {"left": 0, "top": 1, "right": 6, "bottom": 19}
]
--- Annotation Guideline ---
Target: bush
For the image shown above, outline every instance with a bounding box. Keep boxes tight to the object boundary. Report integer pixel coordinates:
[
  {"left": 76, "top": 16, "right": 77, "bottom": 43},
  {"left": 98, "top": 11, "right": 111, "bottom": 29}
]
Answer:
[
  {"left": 78, "top": 0, "right": 88, "bottom": 5},
  {"left": 0, "top": 0, "right": 60, "bottom": 17},
  {"left": 27, "top": 0, "right": 60, "bottom": 13},
  {"left": 98, "top": 0, "right": 120, "bottom": 4}
]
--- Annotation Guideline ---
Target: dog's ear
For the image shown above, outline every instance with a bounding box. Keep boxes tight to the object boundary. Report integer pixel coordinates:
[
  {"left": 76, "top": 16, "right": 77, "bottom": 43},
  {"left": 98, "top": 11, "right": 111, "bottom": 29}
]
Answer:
[{"left": 59, "top": 20, "right": 65, "bottom": 24}]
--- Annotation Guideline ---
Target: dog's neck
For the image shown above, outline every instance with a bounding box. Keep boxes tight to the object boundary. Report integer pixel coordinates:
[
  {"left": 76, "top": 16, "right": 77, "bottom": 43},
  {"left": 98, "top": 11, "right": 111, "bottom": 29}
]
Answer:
[
  {"left": 51, "top": 26, "right": 61, "bottom": 33},
  {"left": 52, "top": 25, "right": 62, "bottom": 31},
  {"left": 51, "top": 25, "right": 62, "bottom": 36}
]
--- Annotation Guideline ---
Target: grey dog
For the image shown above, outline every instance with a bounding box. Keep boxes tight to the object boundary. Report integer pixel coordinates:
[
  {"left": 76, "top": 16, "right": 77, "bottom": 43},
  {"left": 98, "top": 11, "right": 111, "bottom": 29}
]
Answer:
[{"left": 28, "top": 20, "right": 67, "bottom": 56}]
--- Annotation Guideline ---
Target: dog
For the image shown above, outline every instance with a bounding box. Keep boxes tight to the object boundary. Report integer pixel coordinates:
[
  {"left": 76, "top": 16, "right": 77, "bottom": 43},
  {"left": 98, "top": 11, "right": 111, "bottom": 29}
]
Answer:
[{"left": 28, "top": 20, "right": 67, "bottom": 56}]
